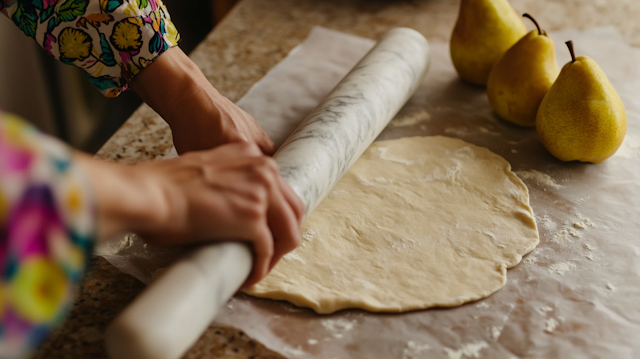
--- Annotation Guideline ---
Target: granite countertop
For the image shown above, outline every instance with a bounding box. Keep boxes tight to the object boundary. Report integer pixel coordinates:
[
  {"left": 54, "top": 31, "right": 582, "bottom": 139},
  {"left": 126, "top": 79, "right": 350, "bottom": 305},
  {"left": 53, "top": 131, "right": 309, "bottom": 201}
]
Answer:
[{"left": 35, "top": 0, "right": 640, "bottom": 358}]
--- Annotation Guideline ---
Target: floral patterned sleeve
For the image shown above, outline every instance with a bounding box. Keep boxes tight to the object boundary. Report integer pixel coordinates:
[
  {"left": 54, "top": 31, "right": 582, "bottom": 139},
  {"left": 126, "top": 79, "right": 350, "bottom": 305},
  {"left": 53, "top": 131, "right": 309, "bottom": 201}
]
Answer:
[
  {"left": 0, "top": 112, "right": 96, "bottom": 358},
  {"left": 0, "top": 0, "right": 180, "bottom": 97}
]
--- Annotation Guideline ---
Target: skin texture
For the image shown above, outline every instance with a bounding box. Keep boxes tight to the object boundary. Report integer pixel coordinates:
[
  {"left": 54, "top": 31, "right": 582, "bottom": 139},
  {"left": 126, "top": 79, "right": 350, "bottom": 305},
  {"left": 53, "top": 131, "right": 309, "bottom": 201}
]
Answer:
[
  {"left": 487, "top": 29, "right": 560, "bottom": 126},
  {"left": 130, "top": 47, "right": 276, "bottom": 156},
  {"left": 536, "top": 55, "right": 627, "bottom": 163},
  {"left": 76, "top": 142, "right": 305, "bottom": 288},
  {"left": 450, "top": 0, "right": 526, "bottom": 86}
]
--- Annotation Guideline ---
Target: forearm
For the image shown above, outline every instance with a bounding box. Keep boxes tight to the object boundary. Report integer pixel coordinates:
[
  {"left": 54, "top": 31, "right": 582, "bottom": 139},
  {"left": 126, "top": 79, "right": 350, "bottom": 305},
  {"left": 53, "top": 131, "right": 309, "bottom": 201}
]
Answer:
[{"left": 129, "top": 46, "right": 276, "bottom": 154}]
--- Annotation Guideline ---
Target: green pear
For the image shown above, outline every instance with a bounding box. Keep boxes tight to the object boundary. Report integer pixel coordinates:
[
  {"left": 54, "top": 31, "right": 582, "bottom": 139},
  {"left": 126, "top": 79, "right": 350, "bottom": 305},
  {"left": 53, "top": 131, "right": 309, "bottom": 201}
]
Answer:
[
  {"left": 536, "top": 41, "right": 626, "bottom": 163},
  {"left": 450, "top": 0, "right": 526, "bottom": 86},
  {"left": 487, "top": 14, "right": 560, "bottom": 126}
]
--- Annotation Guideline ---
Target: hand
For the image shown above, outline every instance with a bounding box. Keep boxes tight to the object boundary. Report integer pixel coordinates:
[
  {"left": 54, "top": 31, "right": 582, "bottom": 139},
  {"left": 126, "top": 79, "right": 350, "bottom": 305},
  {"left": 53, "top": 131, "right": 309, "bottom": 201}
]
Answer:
[
  {"left": 76, "top": 142, "right": 304, "bottom": 287},
  {"left": 130, "top": 47, "right": 275, "bottom": 155}
]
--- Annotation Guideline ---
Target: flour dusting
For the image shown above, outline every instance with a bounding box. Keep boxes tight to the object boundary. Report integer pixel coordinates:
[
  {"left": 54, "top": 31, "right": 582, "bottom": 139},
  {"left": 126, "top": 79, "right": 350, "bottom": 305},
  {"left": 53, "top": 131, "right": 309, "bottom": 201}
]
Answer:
[
  {"left": 392, "top": 110, "right": 431, "bottom": 127},
  {"left": 282, "top": 346, "right": 305, "bottom": 357},
  {"left": 377, "top": 147, "right": 414, "bottom": 165},
  {"left": 516, "top": 170, "right": 561, "bottom": 189},
  {"left": 478, "top": 126, "right": 501, "bottom": 135},
  {"left": 545, "top": 318, "right": 559, "bottom": 333},
  {"left": 548, "top": 262, "right": 576, "bottom": 275},
  {"left": 444, "top": 341, "right": 488, "bottom": 359},
  {"left": 538, "top": 215, "right": 558, "bottom": 231},
  {"left": 550, "top": 228, "right": 582, "bottom": 244},
  {"left": 283, "top": 251, "right": 305, "bottom": 264},
  {"left": 356, "top": 176, "right": 375, "bottom": 186},
  {"left": 307, "top": 339, "right": 318, "bottom": 345},
  {"left": 402, "top": 341, "right": 430, "bottom": 359},
  {"left": 537, "top": 305, "right": 553, "bottom": 316},
  {"left": 301, "top": 228, "right": 318, "bottom": 242},
  {"left": 321, "top": 319, "right": 356, "bottom": 339},
  {"left": 328, "top": 189, "right": 347, "bottom": 198},
  {"left": 476, "top": 302, "right": 489, "bottom": 309},
  {"left": 118, "top": 234, "right": 134, "bottom": 250},
  {"left": 522, "top": 254, "right": 537, "bottom": 265},
  {"left": 444, "top": 127, "right": 469, "bottom": 137},
  {"left": 491, "top": 326, "right": 502, "bottom": 340}
]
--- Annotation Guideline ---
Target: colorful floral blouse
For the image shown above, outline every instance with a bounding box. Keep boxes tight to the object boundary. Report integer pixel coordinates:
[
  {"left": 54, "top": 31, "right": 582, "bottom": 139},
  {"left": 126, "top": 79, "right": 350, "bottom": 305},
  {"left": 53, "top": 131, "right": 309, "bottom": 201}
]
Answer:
[
  {"left": 0, "top": 0, "right": 180, "bottom": 357},
  {"left": 1, "top": 0, "right": 180, "bottom": 97}
]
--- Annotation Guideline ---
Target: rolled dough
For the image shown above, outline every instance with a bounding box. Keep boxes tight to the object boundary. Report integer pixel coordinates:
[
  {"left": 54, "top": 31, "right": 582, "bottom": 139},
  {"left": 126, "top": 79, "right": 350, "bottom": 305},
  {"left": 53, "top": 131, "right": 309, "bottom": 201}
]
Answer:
[{"left": 246, "top": 136, "right": 539, "bottom": 314}]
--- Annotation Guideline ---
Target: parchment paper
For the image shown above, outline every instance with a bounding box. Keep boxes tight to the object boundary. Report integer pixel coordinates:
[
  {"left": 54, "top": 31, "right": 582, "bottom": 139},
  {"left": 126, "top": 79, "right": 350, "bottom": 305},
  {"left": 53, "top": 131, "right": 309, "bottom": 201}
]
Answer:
[{"left": 97, "top": 27, "right": 640, "bottom": 358}]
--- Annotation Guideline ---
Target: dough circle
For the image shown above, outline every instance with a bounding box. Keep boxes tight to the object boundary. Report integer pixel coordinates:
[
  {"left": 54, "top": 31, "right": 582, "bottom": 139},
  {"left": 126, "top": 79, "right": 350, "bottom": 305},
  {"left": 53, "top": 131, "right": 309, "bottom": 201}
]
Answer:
[{"left": 246, "top": 136, "right": 539, "bottom": 314}]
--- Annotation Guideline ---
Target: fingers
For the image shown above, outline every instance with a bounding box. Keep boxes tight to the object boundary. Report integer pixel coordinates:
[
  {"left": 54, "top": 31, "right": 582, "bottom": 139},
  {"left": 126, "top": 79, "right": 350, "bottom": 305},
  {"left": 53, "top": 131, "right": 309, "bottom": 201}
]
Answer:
[
  {"left": 265, "top": 176, "right": 302, "bottom": 271},
  {"left": 241, "top": 224, "right": 274, "bottom": 289},
  {"left": 257, "top": 134, "right": 276, "bottom": 156},
  {"left": 278, "top": 177, "right": 305, "bottom": 222},
  {"left": 239, "top": 156, "right": 302, "bottom": 285},
  {"left": 163, "top": 143, "right": 303, "bottom": 289}
]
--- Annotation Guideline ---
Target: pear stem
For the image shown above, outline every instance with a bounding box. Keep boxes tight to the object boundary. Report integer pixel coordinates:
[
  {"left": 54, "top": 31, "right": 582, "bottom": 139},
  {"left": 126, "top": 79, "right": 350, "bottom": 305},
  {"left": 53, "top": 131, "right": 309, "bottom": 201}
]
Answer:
[
  {"left": 523, "top": 13, "right": 542, "bottom": 36},
  {"left": 566, "top": 40, "right": 576, "bottom": 63}
]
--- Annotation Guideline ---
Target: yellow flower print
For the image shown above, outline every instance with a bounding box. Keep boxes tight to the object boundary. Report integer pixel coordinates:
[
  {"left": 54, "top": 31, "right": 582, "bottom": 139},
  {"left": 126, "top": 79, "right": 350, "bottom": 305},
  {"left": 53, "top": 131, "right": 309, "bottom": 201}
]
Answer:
[
  {"left": 58, "top": 28, "right": 93, "bottom": 62},
  {"left": 164, "top": 18, "right": 179, "bottom": 47},
  {"left": 110, "top": 18, "right": 143, "bottom": 52},
  {"left": 1, "top": 113, "right": 33, "bottom": 148},
  {"left": 10, "top": 257, "right": 68, "bottom": 324},
  {"left": 65, "top": 186, "right": 82, "bottom": 215}
]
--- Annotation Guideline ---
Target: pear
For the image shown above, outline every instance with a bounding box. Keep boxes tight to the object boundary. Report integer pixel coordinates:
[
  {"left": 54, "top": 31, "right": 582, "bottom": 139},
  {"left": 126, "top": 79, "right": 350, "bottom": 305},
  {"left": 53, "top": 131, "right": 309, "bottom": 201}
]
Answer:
[
  {"left": 487, "top": 14, "right": 560, "bottom": 127},
  {"left": 450, "top": 0, "right": 526, "bottom": 86},
  {"left": 536, "top": 41, "right": 626, "bottom": 163}
]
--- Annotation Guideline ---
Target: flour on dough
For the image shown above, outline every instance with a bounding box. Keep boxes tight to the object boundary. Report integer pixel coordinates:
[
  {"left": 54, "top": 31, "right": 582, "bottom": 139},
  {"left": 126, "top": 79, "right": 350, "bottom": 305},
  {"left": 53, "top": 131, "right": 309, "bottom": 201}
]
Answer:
[{"left": 246, "top": 136, "right": 539, "bottom": 314}]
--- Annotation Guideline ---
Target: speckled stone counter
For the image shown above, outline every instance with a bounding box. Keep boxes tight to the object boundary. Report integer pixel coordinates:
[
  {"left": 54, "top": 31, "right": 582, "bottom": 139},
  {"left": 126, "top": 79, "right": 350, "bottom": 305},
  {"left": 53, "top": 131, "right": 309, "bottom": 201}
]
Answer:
[{"left": 35, "top": 0, "right": 640, "bottom": 358}]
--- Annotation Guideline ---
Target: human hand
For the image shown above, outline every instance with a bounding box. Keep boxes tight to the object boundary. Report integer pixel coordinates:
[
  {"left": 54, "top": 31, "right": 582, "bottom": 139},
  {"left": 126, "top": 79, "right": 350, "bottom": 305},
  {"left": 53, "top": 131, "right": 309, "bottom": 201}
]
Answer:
[
  {"left": 130, "top": 47, "right": 275, "bottom": 155},
  {"left": 77, "top": 142, "right": 304, "bottom": 287}
]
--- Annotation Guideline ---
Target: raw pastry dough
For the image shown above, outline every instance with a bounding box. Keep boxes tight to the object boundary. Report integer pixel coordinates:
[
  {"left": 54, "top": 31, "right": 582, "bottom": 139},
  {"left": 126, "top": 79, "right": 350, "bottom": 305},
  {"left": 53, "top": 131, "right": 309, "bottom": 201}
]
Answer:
[{"left": 246, "top": 136, "right": 539, "bottom": 314}]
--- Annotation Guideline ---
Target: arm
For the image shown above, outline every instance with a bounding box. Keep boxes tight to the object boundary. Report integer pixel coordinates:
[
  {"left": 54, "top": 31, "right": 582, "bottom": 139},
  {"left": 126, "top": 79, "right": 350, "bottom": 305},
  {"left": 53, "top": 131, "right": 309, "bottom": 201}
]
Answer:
[
  {"left": 0, "top": 112, "right": 303, "bottom": 357},
  {"left": 0, "top": 0, "right": 275, "bottom": 154}
]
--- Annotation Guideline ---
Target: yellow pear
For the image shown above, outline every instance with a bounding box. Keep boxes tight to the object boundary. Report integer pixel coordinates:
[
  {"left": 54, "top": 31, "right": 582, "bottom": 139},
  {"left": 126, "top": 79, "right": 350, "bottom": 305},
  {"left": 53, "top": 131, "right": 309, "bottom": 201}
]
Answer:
[
  {"left": 487, "top": 14, "right": 560, "bottom": 126},
  {"left": 536, "top": 41, "right": 626, "bottom": 163},
  {"left": 450, "top": 0, "right": 526, "bottom": 86}
]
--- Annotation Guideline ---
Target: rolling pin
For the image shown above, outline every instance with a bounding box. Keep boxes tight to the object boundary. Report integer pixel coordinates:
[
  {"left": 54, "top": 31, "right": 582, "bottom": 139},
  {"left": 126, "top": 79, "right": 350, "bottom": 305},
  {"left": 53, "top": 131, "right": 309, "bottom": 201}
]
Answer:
[{"left": 105, "top": 27, "right": 430, "bottom": 359}]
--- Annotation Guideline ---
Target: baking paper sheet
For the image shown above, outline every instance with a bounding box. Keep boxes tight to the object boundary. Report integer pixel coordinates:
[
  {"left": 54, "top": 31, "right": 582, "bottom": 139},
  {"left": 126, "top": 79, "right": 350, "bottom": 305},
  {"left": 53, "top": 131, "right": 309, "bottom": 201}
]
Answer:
[{"left": 97, "top": 26, "right": 640, "bottom": 358}]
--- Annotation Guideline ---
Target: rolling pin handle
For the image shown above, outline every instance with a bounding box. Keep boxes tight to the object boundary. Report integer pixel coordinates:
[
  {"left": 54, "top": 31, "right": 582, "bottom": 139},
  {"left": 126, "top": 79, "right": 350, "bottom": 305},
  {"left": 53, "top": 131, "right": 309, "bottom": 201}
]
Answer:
[{"left": 105, "top": 242, "right": 252, "bottom": 359}]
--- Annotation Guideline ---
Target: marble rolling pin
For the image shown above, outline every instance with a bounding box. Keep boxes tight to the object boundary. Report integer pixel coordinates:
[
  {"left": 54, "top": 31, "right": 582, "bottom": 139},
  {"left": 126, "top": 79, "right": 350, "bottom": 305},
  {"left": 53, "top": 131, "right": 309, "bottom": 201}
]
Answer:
[{"left": 105, "top": 27, "right": 430, "bottom": 359}]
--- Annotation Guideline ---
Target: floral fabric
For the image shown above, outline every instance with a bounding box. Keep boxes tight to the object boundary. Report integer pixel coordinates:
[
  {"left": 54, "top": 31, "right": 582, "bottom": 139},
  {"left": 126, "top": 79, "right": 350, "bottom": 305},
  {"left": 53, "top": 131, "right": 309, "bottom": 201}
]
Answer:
[
  {"left": 0, "top": 112, "right": 96, "bottom": 358},
  {"left": 0, "top": 0, "right": 180, "bottom": 97}
]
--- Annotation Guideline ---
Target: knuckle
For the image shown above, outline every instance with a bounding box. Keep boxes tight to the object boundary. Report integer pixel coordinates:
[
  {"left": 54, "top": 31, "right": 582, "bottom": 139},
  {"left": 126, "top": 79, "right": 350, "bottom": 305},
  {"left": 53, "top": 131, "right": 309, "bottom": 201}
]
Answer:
[
  {"left": 235, "top": 198, "right": 265, "bottom": 219},
  {"left": 249, "top": 161, "right": 277, "bottom": 188},
  {"left": 234, "top": 191, "right": 267, "bottom": 219},
  {"left": 237, "top": 141, "right": 261, "bottom": 156}
]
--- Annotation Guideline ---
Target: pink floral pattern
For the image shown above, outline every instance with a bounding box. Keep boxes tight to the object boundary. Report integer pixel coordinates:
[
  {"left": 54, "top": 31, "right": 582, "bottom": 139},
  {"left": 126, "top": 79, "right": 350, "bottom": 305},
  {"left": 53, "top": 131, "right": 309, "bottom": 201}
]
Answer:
[{"left": 0, "top": 113, "right": 95, "bottom": 357}]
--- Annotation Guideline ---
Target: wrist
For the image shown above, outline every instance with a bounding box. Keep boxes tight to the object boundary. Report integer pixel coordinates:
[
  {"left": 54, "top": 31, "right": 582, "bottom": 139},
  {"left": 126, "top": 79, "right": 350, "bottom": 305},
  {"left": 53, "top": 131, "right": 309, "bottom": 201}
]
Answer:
[
  {"left": 75, "top": 153, "right": 168, "bottom": 240},
  {"left": 129, "top": 47, "right": 221, "bottom": 129}
]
